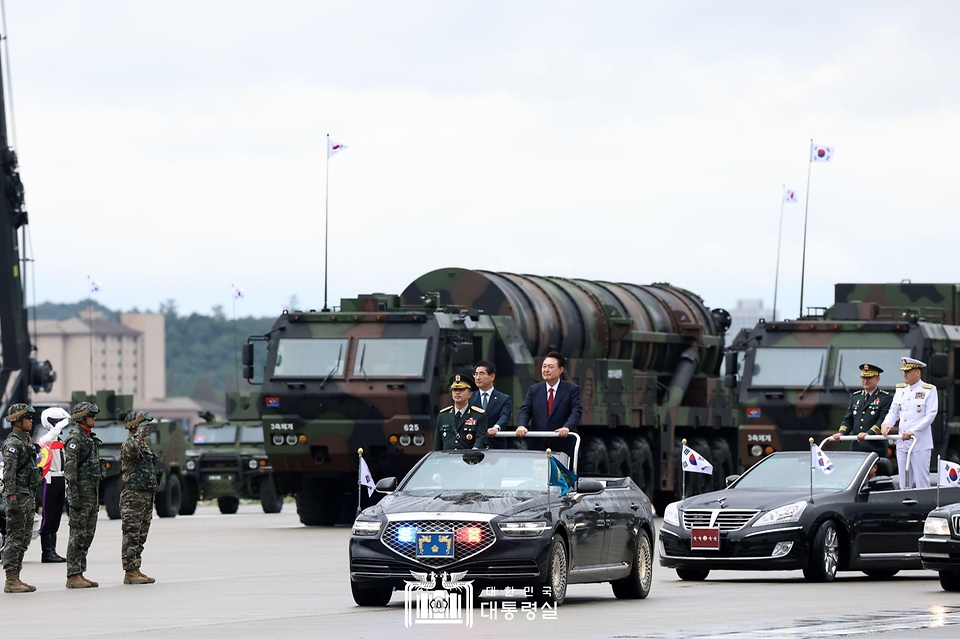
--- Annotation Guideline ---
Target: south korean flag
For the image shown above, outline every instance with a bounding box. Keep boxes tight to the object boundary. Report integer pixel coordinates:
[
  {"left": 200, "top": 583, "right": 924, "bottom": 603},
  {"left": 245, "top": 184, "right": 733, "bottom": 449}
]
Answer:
[
  {"left": 681, "top": 444, "right": 714, "bottom": 475},
  {"left": 811, "top": 443, "right": 835, "bottom": 475}
]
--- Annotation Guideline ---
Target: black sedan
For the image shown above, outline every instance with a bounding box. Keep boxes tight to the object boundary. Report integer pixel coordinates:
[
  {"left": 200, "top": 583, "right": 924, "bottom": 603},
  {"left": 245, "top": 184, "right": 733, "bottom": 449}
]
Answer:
[
  {"left": 659, "top": 450, "right": 960, "bottom": 582},
  {"left": 920, "top": 503, "right": 960, "bottom": 591},
  {"left": 349, "top": 447, "right": 654, "bottom": 606}
]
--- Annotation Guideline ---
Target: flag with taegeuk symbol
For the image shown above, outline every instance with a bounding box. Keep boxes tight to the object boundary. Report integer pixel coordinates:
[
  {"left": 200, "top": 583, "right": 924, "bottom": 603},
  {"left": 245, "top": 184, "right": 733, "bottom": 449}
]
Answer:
[
  {"left": 328, "top": 138, "right": 348, "bottom": 158},
  {"left": 939, "top": 459, "right": 960, "bottom": 487},
  {"left": 811, "top": 443, "right": 835, "bottom": 475},
  {"left": 359, "top": 455, "right": 376, "bottom": 497},
  {"left": 681, "top": 444, "right": 713, "bottom": 475}
]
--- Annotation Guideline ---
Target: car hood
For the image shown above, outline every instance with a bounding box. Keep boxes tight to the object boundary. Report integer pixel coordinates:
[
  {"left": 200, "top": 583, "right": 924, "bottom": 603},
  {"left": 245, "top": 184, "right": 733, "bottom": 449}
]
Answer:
[
  {"left": 682, "top": 489, "right": 812, "bottom": 513},
  {"left": 371, "top": 490, "right": 548, "bottom": 519}
]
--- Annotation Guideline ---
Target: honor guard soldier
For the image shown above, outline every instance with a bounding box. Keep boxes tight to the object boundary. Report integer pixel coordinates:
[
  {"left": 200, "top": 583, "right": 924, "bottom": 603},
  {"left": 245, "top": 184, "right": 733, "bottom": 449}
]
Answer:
[
  {"left": 434, "top": 375, "right": 489, "bottom": 451},
  {"left": 120, "top": 411, "right": 159, "bottom": 585},
  {"left": 2, "top": 404, "right": 41, "bottom": 593},
  {"left": 832, "top": 363, "right": 893, "bottom": 456},
  {"left": 63, "top": 402, "right": 104, "bottom": 589},
  {"left": 881, "top": 357, "right": 938, "bottom": 488}
]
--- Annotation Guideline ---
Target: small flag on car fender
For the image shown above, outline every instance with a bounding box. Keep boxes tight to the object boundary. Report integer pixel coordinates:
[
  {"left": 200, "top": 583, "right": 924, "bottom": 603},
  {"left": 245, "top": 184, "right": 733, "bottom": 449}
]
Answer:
[
  {"left": 359, "top": 455, "right": 376, "bottom": 497},
  {"left": 939, "top": 459, "right": 960, "bottom": 486},
  {"left": 811, "top": 443, "right": 835, "bottom": 474},
  {"left": 681, "top": 445, "right": 713, "bottom": 475}
]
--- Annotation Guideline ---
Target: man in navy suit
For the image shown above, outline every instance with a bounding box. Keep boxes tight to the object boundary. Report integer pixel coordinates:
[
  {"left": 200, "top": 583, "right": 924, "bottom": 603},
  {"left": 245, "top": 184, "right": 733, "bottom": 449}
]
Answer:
[
  {"left": 517, "top": 351, "right": 582, "bottom": 461},
  {"left": 470, "top": 361, "right": 513, "bottom": 449}
]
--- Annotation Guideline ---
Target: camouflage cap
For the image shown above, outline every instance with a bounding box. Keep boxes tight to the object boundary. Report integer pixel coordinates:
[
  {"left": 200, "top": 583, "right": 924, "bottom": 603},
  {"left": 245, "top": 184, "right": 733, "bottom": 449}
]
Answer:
[
  {"left": 5, "top": 403, "right": 35, "bottom": 422},
  {"left": 71, "top": 402, "right": 100, "bottom": 422},
  {"left": 125, "top": 410, "right": 153, "bottom": 430},
  {"left": 448, "top": 374, "right": 474, "bottom": 391},
  {"left": 859, "top": 363, "right": 883, "bottom": 378}
]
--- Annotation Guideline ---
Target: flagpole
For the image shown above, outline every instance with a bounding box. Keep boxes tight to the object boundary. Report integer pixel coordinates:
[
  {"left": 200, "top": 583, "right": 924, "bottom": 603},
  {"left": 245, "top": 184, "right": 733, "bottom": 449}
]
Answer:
[
  {"left": 809, "top": 438, "right": 814, "bottom": 503},
  {"left": 681, "top": 438, "right": 686, "bottom": 500},
  {"left": 357, "top": 447, "right": 364, "bottom": 515},
  {"left": 87, "top": 276, "right": 93, "bottom": 394},
  {"left": 773, "top": 185, "right": 786, "bottom": 322},
  {"left": 799, "top": 139, "right": 813, "bottom": 318},
  {"left": 937, "top": 455, "right": 941, "bottom": 508},
  {"left": 232, "top": 286, "right": 239, "bottom": 393},
  {"left": 323, "top": 133, "right": 331, "bottom": 313}
]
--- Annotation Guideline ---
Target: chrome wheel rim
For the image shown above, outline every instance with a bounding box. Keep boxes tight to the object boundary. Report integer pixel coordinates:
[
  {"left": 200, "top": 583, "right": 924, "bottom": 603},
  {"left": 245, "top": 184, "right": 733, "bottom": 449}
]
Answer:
[
  {"left": 551, "top": 543, "right": 567, "bottom": 599},
  {"left": 639, "top": 535, "right": 653, "bottom": 592},
  {"left": 823, "top": 526, "right": 838, "bottom": 577}
]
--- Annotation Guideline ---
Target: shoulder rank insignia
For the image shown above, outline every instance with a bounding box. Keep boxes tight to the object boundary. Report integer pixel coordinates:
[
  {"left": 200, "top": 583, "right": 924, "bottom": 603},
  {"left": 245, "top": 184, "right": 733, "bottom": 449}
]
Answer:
[
  {"left": 896, "top": 383, "right": 907, "bottom": 388},
  {"left": 922, "top": 383, "right": 933, "bottom": 389},
  {"left": 439, "top": 406, "right": 453, "bottom": 413},
  {"left": 470, "top": 406, "right": 485, "bottom": 413},
  {"left": 880, "top": 389, "right": 890, "bottom": 394}
]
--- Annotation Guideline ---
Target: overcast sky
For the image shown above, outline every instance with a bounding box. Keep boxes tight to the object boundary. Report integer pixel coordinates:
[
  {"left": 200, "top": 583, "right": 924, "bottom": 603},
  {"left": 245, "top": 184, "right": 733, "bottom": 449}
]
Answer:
[{"left": 6, "top": 1, "right": 959, "bottom": 320}]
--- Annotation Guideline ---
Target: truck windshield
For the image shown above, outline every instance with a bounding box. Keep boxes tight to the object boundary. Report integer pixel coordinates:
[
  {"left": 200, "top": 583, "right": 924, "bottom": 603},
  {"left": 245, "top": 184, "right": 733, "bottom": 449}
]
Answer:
[
  {"left": 240, "top": 425, "right": 264, "bottom": 444},
  {"left": 353, "top": 338, "right": 428, "bottom": 378},
  {"left": 274, "top": 338, "right": 347, "bottom": 378},
  {"left": 750, "top": 347, "right": 827, "bottom": 387},
  {"left": 834, "top": 348, "right": 910, "bottom": 389},
  {"left": 193, "top": 425, "right": 237, "bottom": 445},
  {"left": 94, "top": 424, "right": 128, "bottom": 445}
]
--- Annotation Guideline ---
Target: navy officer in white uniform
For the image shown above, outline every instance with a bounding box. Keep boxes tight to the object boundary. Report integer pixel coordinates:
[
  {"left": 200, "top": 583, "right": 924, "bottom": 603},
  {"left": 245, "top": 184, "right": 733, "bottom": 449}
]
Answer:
[{"left": 880, "top": 357, "right": 938, "bottom": 488}]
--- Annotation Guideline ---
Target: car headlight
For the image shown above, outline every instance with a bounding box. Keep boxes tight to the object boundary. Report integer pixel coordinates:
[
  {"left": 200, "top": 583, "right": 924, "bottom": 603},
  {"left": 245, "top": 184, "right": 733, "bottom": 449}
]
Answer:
[
  {"left": 352, "top": 520, "right": 382, "bottom": 536},
  {"left": 924, "top": 517, "right": 951, "bottom": 536},
  {"left": 185, "top": 459, "right": 196, "bottom": 471},
  {"left": 663, "top": 501, "right": 680, "bottom": 527},
  {"left": 752, "top": 501, "right": 807, "bottom": 527},
  {"left": 247, "top": 459, "right": 258, "bottom": 470},
  {"left": 498, "top": 521, "right": 549, "bottom": 537}
]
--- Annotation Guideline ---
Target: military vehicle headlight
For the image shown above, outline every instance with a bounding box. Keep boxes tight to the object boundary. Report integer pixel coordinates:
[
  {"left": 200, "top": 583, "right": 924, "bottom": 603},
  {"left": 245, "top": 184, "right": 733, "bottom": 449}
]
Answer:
[
  {"left": 285, "top": 434, "right": 298, "bottom": 445},
  {"left": 186, "top": 460, "right": 196, "bottom": 471},
  {"left": 924, "top": 517, "right": 951, "bottom": 536},
  {"left": 750, "top": 445, "right": 763, "bottom": 457},
  {"left": 399, "top": 435, "right": 411, "bottom": 446},
  {"left": 663, "top": 501, "right": 680, "bottom": 527},
  {"left": 247, "top": 459, "right": 258, "bottom": 470},
  {"left": 352, "top": 520, "right": 382, "bottom": 536},
  {"left": 412, "top": 435, "right": 425, "bottom": 446},
  {"left": 272, "top": 434, "right": 284, "bottom": 446},
  {"left": 753, "top": 501, "right": 807, "bottom": 527}
]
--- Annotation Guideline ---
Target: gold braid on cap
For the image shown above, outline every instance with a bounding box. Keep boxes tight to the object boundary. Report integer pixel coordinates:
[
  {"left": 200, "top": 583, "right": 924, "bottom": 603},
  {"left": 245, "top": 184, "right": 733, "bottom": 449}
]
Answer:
[{"left": 5, "top": 408, "right": 28, "bottom": 422}]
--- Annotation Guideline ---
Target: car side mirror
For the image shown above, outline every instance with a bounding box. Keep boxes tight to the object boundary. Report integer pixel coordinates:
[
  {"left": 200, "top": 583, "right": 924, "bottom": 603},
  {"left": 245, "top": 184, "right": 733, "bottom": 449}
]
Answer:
[
  {"left": 862, "top": 476, "right": 894, "bottom": 492},
  {"left": 375, "top": 477, "right": 397, "bottom": 494},
  {"left": 725, "top": 474, "right": 740, "bottom": 487},
  {"left": 575, "top": 478, "right": 604, "bottom": 495}
]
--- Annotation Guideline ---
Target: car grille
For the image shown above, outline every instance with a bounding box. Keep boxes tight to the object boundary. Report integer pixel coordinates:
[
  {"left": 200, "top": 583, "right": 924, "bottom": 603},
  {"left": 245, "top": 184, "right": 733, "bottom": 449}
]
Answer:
[
  {"left": 682, "top": 509, "right": 759, "bottom": 531},
  {"left": 953, "top": 514, "right": 960, "bottom": 536},
  {"left": 382, "top": 519, "right": 496, "bottom": 568}
]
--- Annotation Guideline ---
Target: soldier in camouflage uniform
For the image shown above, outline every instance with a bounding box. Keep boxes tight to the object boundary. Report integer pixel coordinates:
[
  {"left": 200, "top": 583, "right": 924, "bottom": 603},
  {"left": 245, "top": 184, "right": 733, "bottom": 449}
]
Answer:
[
  {"left": 63, "top": 402, "right": 104, "bottom": 588},
  {"left": 2, "top": 403, "right": 41, "bottom": 593},
  {"left": 120, "top": 411, "right": 159, "bottom": 585}
]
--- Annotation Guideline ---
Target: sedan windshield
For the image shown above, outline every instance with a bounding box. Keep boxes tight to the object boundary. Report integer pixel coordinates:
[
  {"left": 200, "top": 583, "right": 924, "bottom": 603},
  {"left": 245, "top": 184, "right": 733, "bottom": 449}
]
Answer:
[
  {"left": 403, "top": 452, "right": 550, "bottom": 492},
  {"left": 734, "top": 452, "right": 866, "bottom": 492}
]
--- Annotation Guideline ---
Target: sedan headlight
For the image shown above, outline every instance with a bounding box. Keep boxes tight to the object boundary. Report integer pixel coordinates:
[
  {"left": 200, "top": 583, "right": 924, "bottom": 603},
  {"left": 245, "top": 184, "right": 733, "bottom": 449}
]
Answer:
[
  {"left": 663, "top": 501, "right": 680, "bottom": 527},
  {"left": 499, "top": 521, "right": 549, "bottom": 537},
  {"left": 352, "top": 520, "right": 382, "bottom": 536},
  {"left": 752, "top": 501, "right": 807, "bottom": 527},
  {"left": 924, "top": 517, "right": 951, "bottom": 537}
]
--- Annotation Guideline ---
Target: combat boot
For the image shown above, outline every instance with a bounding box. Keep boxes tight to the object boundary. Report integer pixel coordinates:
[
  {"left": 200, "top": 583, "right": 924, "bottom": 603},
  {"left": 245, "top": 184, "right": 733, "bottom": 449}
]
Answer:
[
  {"left": 5, "top": 571, "right": 36, "bottom": 593},
  {"left": 136, "top": 569, "right": 155, "bottom": 584},
  {"left": 123, "top": 570, "right": 150, "bottom": 585},
  {"left": 79, "top": 573, "right": 99, "bottom": 587},
  {"left": 66, "top": 573, "right": 94, "bottom": 589}
]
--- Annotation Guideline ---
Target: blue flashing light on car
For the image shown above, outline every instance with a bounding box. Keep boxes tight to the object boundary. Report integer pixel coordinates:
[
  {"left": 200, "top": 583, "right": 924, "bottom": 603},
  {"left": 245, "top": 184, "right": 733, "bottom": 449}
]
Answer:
[{"left": 397, "top": 525, "right": 418, "bottom": 544}]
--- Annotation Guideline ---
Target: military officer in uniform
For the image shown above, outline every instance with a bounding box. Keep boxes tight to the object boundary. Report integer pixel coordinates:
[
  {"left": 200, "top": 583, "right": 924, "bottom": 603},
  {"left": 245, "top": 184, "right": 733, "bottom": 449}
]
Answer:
[
  {"left": 832, "top": 363, "right": 892, "bottom": 456},
  {"left": 63, "top": 402, "right": 104, "bottom": 588},
  {"left": 434, "top": 375, "right": 488, "bottom": 451},
  {"left": 881, "top": 357, "right": 938, "bottom": 488},
  {"left": 2, "top": 404, "right": 41, "bottom": 594},
  {"left": 120, "top": 411, "right": 159, "bottom": 585}
]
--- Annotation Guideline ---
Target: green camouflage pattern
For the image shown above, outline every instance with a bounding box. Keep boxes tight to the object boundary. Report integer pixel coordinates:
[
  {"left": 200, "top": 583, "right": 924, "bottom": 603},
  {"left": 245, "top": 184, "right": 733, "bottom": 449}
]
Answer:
[{"left": 831, "top": 282, "right": 960, "bottom": 324}]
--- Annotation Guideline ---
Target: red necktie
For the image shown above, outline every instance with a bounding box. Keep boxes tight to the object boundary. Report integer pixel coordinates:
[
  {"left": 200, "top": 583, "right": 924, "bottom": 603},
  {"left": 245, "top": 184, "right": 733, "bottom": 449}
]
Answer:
[{"left": 547, "top": 387, "right": 554, "bottom": 417}]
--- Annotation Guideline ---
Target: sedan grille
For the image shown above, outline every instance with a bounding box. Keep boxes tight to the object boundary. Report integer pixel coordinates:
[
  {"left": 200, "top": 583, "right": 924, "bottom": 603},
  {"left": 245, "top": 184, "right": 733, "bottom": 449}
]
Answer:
[
  {"left": 683, "top": 509, "right": 759, "bottom": 531},
  {"left": 953, "top": 514, "right": 960, "bottom": 536},
  {"left": 382, "top": 519, "right": 496, "bottom": 568}
]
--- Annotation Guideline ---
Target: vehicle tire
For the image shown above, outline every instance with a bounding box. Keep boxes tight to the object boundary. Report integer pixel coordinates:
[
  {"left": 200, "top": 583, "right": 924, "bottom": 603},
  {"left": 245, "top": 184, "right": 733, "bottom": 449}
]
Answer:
[
  {"left": 710, "top": 437, "right": 734, "bottom": 492},
  {"left": 628, "top": 437, "right": 656, "bottom": 500},
  {"left": 179, "top": 478, "right": 198, "bottom": 516},
  {"left": 536, "top": 534, "right": 568, "bottom": 605},
  {"left": 508, "top": 438, "right": 528, "bottom": 451},
  {"left": 802, "top": 520, "right": 840, "bottom": 582},
  {"left": 676, "top": 567, "right": 709, "bottom": 581},
  {"left": 351, "top": 580, "right": 393, "bottom": 606},
  {"left": 688, "top": 437, "right": 713, "bottom": 495},
  {"left": 154, "top": 473, "right": 181, "bottom": 518},
  {"left": 606, "top": 437, "right": 632, "bottom": 479},
  {"left": 611, "top": 529, "right": 653, "bottom": 599},
  {"left": 862, "top": 570, "right": 899, "bottom": 579},
  {"left": 218, "top": 496, "right": 240, "bottom": 515},
  {"left": 939, "top": 570, "right": 960, "bottom": 592},
  {"left": 580, "top": 437, "right": 609, "bottom": 476},
  {"left": 259, "top": 480, "right": 284, "bottom": 514},
  {"left": 103, "top": 476, "right": 122, "bottom": 520},
  {"left": 296, "top": 477, "right": 343, "bottom": 526}
]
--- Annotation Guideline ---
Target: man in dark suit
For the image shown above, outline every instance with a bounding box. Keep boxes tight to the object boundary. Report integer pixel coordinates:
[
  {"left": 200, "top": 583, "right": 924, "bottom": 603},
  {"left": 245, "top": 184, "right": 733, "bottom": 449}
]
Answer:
[
  {"left": 470, "top": 361, "right": 513, "bottom": 449},
  {"left": 516, "top": 351, "right": 582, "bottom": 461}
]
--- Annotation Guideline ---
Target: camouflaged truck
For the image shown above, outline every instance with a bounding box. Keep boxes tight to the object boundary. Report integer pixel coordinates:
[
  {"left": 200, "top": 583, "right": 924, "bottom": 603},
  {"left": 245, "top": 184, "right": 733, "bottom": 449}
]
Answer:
[
  {"left": 70, "top": 391, "right": 189, "bottom": 519},
  {"left": 244, "top": 268, "right": 737, "bottom": 523},
  {"left": 180, "top": 392, "right": 283, "bottom": 515},
  {"left": 727, "top": 282, "right": 960, "bottom": 470}
]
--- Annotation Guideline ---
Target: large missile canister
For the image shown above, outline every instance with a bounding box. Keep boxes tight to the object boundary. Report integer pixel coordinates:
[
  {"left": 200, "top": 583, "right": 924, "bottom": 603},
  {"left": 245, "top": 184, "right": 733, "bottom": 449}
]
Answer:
[{"left": 401, "top": 268, "right": 723, "bottom": 375}]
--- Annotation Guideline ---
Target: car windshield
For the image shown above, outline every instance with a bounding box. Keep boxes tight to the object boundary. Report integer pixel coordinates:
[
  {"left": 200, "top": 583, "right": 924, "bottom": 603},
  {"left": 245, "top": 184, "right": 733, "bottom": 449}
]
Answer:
[
  {"left": 193, "top": 425, "right": 237, "bottom": 445},
  {"left": 239, "top": 425, "right": 264, "bottom": 444},
  {"left": 93, "top": 424, "right": 128, "bottom": 445},
  {"left": 750, "top": 347, "right": 827, "bottom": 387},
  {"left": 274, "top": 338, "right": 348, "bottom": 378},
  {"left": 734, "top": 452, "right": 866, "bottom": 492},
  {"left": 353, "top": 338, "right": 428, "bottom": 378},
  {"left": 834, "top": 348, "right": 911, "bottom": 389},
  {"left": 402, "top": 452, "right": 551, "bottom": 492}
]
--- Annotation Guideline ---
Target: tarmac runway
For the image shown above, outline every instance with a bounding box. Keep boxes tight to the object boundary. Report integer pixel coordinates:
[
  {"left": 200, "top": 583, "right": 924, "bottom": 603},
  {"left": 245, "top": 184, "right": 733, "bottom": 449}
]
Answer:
[{"left": 3, "top": 504, "right": 960, "bottom": 638}]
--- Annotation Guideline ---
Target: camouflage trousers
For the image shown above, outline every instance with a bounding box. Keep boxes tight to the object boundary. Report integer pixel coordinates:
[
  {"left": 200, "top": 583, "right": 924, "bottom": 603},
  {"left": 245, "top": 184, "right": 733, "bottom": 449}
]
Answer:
[
  {"left": 120, "top": 487, "right": 153, "bottom": 571},
  {"left": 66, "top": 481, "right": 100, "bottom": 577},
  {"left": 2, "top": 494, "right": 36, "bottom": 572}
]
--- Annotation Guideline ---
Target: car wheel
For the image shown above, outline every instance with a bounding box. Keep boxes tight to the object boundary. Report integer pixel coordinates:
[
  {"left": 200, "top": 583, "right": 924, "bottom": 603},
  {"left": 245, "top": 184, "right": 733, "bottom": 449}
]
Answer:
[
  {"left": 676, "top": 567, "right": 709, "bottom": 581},
  {"left": 103, "top": 476, "right": 122, "bottom": 520},
  {"left": 940, "top": 570, "right": 960, "bottom": 592},
  {"left": 803, "top": 520, "right": 839, "bottom": 582},
  {"left": 351, "top": 581, "right": 393, "bottom": 606},
  {"left": 862, "top": 570, "right": 899, "bottom": 579},
  {"left": 536, "top": 534, "right": 568, "bottom": 605},
  {"left": 155, "top": 473, "right": 181, "bottom": 518},
  {"left": 606, "top": 437, "right": 632, "bottom": 479},
  {"left": 218, "top": 496, "right": 240, "bottom": 514},
  {"left": 710, "top": 438, "right": 734, "bottom": 492},
  {"left": 580, "top": 438, "right": 609, "bottom": 476},
  {"left": 628, "top": 437, "right": 656, "bottom": 500},
  {"left": 179, "top": 478, "right": 198, "bottom": 516},
  {"left": 259, "top": 480, "right": 284, "bottom": 514},
  {"left": 611, "top": 530, "right": 653, "bottom": 599}
]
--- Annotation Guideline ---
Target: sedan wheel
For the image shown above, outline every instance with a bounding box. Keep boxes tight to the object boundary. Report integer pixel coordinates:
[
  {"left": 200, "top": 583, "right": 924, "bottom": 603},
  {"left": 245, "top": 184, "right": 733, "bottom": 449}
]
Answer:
[
  {"left": 537, "top": 534, "right": 568, "bottom": 605},
  {"left": 940, "top": 571, "right": 960, "bottom": 592},
  {"left": 803, "top": 521, "right": 839, "bottom": 582},
  {"left": 351, "top": 581, "right": 393, "bottom": 606},
  {"left": 676, "top": 567, "right": 709, "bottom": 581},
  {"left": 611, "top": 530, "right": 653, "bottom": 599}
]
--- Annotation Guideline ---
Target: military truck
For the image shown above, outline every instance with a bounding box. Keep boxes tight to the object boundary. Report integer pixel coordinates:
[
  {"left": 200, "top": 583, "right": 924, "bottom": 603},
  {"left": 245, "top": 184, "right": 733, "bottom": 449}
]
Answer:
[
  {"left": 244, "top": 267, "right": 737, "bottom": 524},
  {"left": 727, "top": 282, "right": 959, "bottom": 469},
  {"left": 180, "top": 392, "right": 283, "bottom": 515},
  {"left": 71, "top": 391, "right": 189, "bottom": 519}
]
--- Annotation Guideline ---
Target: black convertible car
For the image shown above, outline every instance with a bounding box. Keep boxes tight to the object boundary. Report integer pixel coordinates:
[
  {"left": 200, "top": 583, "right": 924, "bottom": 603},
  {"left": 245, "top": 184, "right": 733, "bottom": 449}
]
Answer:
[
  {"left": 349, "top": 445, "right": 654, "bottom": 606},
  {"left": 659, "top": 450, "right": 960, "bottom": 582}
]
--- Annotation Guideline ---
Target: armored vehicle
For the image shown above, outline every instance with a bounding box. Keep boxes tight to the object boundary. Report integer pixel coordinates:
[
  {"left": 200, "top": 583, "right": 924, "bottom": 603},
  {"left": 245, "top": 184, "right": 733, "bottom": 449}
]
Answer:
[
  {"left": 245, "top": 268, "right": 737, "bottom": 524},
  {"left": 180, "top": 392, "right": 282, "bottom": 515},
  {"left": 727, "top": 283, "right": 959, "bottom": 470},
  {"left": 71, "top": 391, "right": 189, "bottom": 519}
]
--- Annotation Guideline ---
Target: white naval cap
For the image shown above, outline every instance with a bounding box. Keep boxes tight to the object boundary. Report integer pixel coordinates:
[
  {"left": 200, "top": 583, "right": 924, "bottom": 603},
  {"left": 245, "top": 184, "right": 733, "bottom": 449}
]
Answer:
[{"left": 900, "top": 357, "right": 926, "bottom": 371}]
